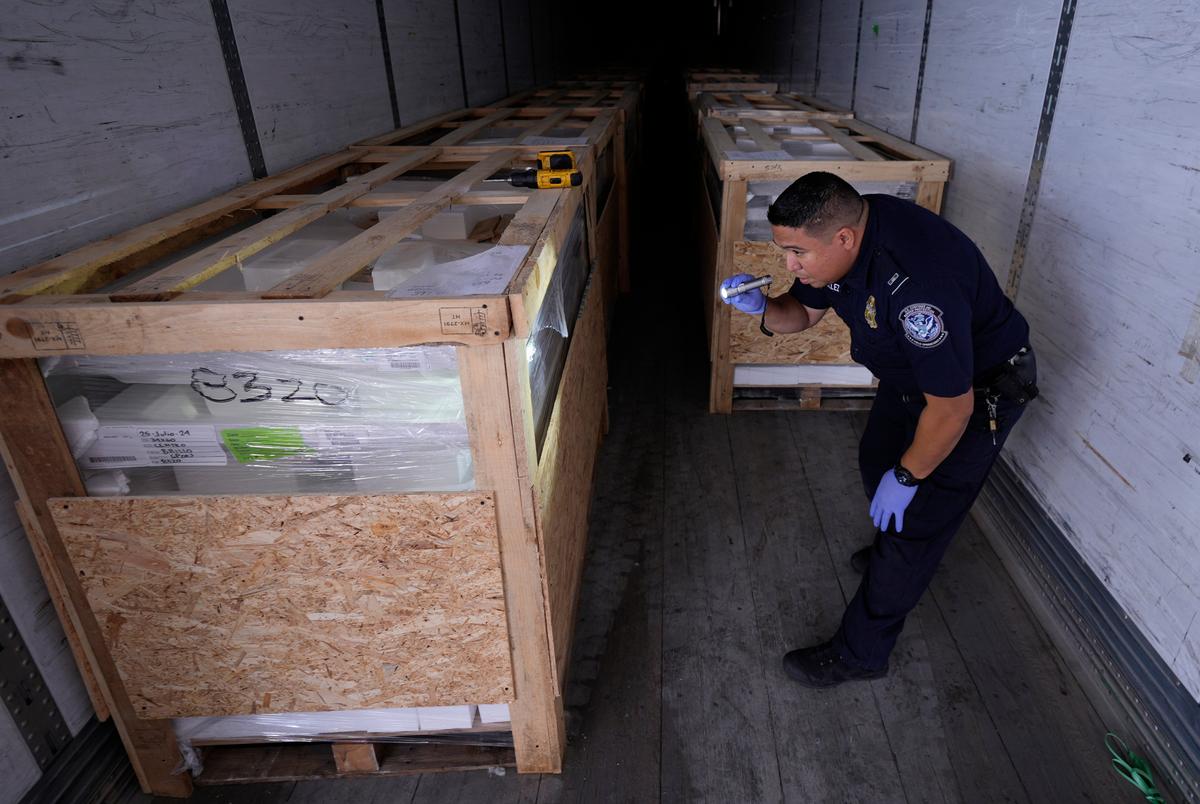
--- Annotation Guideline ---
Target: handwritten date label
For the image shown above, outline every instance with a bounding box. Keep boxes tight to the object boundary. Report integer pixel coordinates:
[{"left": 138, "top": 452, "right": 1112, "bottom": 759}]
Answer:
[{"left": 81, "top": 425, "right": 227, "bottom": 468}]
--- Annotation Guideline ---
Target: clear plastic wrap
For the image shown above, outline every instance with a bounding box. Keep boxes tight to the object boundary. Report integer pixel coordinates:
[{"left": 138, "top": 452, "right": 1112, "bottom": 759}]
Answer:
[
  {"left": 742, "top": 179, "right": 919, "bottom": 241},
  {"left": 171, "top": 703, "right": 514, "bottom": 775},
  {"left": 42, "top": 347, "right": 473, "bottom": 496},
  {"left": 526, "top": 205, "right": 592, "bottom": 453}
]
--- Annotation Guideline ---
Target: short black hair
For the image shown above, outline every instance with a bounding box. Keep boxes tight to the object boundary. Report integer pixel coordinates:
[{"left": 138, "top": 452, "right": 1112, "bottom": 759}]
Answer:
[{"left": 767, "top": 171, "right": 864, "bottom": 237}]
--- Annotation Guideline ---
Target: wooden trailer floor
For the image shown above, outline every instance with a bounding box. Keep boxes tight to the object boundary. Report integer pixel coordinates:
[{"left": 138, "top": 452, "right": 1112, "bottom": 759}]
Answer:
[{"left": 134, "top": 290, "right": 1125, "bottom": 804}]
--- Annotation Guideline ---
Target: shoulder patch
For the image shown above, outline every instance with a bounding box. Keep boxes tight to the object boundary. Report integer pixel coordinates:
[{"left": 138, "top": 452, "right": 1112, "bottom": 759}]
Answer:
[{"left": 899, "top": 303, "right": 947, "bottom": 348}]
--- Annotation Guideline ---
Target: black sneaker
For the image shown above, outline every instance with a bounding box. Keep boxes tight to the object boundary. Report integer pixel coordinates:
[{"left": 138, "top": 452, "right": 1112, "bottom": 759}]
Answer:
[
  {"left": 850, "top": 545, "right": 872, "bottom": 574},
  {"left": 782, "top": 641, "right": 888, "bottom": 688}
]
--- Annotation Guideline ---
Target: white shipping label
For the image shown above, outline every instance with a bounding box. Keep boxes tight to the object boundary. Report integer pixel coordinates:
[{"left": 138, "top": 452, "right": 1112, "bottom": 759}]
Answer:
[{"left": 81, "top": 424, "right": 227, "bottom": 468}]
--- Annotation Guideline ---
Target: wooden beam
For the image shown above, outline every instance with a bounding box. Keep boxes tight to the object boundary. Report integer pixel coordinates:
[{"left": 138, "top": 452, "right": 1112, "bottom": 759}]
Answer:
[
  {"left": 458, "top": 344, "right": 565, "bottom": 773},
  {"left": 354, "top": 108, "right": 468, "bottom": 147},
  {"left": 0, "top": 151, "right": 360, "bottom": 299},
  {"left": 263, "top": 151, "right": 515, "bottom": 299},
  {"left": 701, "top": 117, "right": 737, "bottom": 168},
  {"left": 117, "top": 151, "right": 438, "bottom": 300},
  {"left": 254, "top": 188, "right": 532, "bottom": 209},
  {"left": 0, "top": 359, "right": 191, "bottom": 796},
  {"left": 0, "top": 294, "right": 512, "bottom": 358},
  {"left": 709, "top": 179, "right": 748, "bottom": 415},
  {"left": 811, "top": 120, "right": 885, "bottom": 161},
  {"left": 332, "top": 744, "right": 380, "bottom": 773},
  {"left": 432, "top": 108, "right": 517, "bottom": 146},
  {"left": 847, "top": 117, "right": 951, "bottom": 162},
  {"left": 514, "top": 108, "right": 573, "bottom": 143},
  {"left": 740, "top": 119, "right": 781, "bottom": 152}
]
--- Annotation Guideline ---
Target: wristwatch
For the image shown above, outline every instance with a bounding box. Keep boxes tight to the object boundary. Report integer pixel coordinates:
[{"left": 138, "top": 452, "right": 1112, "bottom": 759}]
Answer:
[{"left": 894, "top": 465, "right": 921, "bottom": 487}]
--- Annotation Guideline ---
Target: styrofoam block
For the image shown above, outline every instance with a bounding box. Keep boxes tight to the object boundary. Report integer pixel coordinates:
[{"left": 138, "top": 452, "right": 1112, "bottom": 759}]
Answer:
[
  {"left": 372, "top": 239, "right": 493, "bottom": 291},
  {"left": 239, "top": 212, "right": 366, "bottom": 291},
  {"left": 417, "top": 705, "right": 476, "bottom": 731},
  {"left": 477, "top": 704, "right": 510, "bottom": 724},
  {"left": 417, "top": 204, "right": 520, "bottom": 240},
  {"left": 56, "top": 396, "right": 98, "bottom": 458}
]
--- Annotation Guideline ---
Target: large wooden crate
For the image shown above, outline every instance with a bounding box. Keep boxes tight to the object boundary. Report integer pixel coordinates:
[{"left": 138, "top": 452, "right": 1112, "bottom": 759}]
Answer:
[
  {"left": 697, "top": 113, "right": 952, "bottom": 413},
  {"left": 0, "top": 143, "right": 609, "bottom": 795}
]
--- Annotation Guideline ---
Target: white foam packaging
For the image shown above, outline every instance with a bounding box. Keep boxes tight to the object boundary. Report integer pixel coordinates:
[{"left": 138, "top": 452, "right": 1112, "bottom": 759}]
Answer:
[{"left": 416, "top": 705, "right": 476, "bottom": 731}]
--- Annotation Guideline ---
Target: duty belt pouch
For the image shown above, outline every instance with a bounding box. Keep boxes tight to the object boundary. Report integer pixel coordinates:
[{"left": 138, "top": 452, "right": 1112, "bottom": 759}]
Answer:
[{"left": 989, "top": 347, "right": 1039, "bottom": 404}]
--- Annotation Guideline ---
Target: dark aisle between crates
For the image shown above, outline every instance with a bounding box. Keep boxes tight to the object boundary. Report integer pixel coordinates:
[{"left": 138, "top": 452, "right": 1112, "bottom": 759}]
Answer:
[{"left": 139, "top": 73, "right": 1123, "bottom": 804}]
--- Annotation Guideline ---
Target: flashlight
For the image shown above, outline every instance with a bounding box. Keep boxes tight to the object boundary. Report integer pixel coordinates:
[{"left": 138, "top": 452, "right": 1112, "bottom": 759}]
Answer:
[{"left": 719, "top": 275, "right": 773, "bottom": 300}]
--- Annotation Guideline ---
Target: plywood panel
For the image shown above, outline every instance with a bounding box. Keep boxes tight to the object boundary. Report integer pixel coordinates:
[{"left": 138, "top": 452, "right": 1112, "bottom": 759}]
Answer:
[
  {"left": 229, "top": 1, "right": 394, "bottom": 174},
  {"left": 383, "top": 0, "right": 465, "bottom": 122},
  {"left": 0, "top": 2, "right": 247, "bottom": 275},
  {"left": 51, "top": 493, "right": 512, "bottom": 719},
  {"left": 853, "top": 0, "right": 927, "bottom": 137},
  {"left": 728, "top": 241, "right": 854, "bottom": 365},
  {"left": 1003, "top": 0, "right": 1200, "bottom": 698},
  {"left": 918, "top": 0, "right": 1061, "bottom": 285},
  {"left": 535, "top": 283, "right": 608, "bottom": 681},
  {"left": 457, "top": 0, "right": 508, "bottom": 105}
]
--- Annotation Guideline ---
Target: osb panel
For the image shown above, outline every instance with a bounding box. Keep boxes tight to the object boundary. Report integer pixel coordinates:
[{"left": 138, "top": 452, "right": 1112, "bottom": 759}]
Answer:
[
  {"left": 50, "top": 493, "right": 512, "bottom": 720},
  {"left": 534, "top": 284, "right": 607, "bottom": 681},
  {"left": 729, "top": 241, "right": 855, "bottom": 364}
]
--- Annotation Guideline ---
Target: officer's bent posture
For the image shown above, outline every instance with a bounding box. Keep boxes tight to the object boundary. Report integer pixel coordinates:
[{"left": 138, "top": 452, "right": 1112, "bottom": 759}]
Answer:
[{"left": 721, "top": 172, "right": 1038, "bottom": 688}]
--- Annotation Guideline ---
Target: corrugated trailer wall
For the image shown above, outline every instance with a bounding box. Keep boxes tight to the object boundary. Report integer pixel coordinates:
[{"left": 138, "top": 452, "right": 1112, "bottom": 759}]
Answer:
[
  {"left": 739, "top": 0, "right": 1200, "bottom": 749},
  {"left": 0, "top": 1, "right": 551, "bottom": 799}
]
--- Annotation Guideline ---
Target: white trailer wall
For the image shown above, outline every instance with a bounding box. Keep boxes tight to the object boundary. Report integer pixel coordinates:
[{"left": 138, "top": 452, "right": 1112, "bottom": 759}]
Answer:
[
  {"left": 765, "top": 0, "right": 1200, "bottom": 702},
  {"left": 0, "top": 2, "right": 540, "bottom": 800}
]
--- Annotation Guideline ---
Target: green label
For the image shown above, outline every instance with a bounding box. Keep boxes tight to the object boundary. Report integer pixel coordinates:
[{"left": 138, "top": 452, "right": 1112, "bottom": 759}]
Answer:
[{"left": 221, "top": 427, "right": 311, "bottom": 464}]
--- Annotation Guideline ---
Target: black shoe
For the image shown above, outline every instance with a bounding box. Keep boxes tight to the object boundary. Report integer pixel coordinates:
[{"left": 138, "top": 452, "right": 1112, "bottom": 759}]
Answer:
[
  {"left": 850, "top": 545, "right": 872, "bottom": 574},
  {"left": 782, "top": 641, "right": 888, "bottom": 688}
]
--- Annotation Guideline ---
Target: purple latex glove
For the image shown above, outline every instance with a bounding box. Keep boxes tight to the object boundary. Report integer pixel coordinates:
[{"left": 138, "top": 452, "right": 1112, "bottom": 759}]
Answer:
[
  {"left": 870, "top": 469, "right": 919, "bottom": 532},
  {"left": 720, "top": 273, "right": 766, "bottom": 315}
]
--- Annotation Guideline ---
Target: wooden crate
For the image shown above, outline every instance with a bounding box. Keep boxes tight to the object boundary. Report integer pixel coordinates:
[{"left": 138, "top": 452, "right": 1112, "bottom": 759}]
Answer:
[
  {"left": 0, "top": 143, "right": 609, "bottom": 795},
  {"left": 697, "top": 114, "right": 952, "bottom": 414},
  {"left": 686, "top": 68, "right": 778, "bottom": 98},
  {"left": 694, "top": 91, "right": 853, "bottom": 121}
]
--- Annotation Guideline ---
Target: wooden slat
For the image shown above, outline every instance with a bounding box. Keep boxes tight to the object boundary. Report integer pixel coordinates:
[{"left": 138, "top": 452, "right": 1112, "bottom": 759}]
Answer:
[
  {"left": 0, "top": 150, "right": 359, "bottom": 299},
  {"left": 355, "top": 108, "right": 468, "bottom": 147},
  {"left": 811, "top": 120, "right": 885, "bottom": 161},
  {"left": 709, "top": 179, "right": 748, "bottom": 414},
  {"left": 433, "top": 108, "right": 516, "bottom": 146},
  {"left": 725, "top": 159, "right": 951, "bottom": 182},
  {"left": 0, "top": 360, "right": 191, "bottom": 796},
  {"left": 263, "top": 151, "right": 515, "bottom": 299},
  {"left": 117, "top": 151, "right": 438, "bottom": 300},
  {"left": 459, "top": 344, "right": 565, "bottom": 773},
  {"left": 847, "top": 118, "right": 950, "bottom": 162},
  {"left": 514, "top": 108, "right": 573, "bottom": 143},
  {"left": 740, "top": 119, "right": 780, "bottom": 152},
  {"left": 498, "top": 190, "right": 561, "bottom": 248},
  {"left": 254, "top": 188, "right": 532, "bottom": 209},
  {"left": 702, "top": 117, "right": 738, "bottom": 166},
  {"left": 580, "top": 110, "right": 616, "bottom": 144},
  {"left": 0, "top": 294, "right": 512, "bottom": 358}
]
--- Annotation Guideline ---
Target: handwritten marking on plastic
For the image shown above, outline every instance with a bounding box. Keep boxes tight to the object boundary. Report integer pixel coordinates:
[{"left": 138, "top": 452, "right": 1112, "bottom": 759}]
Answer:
[
  {"left": 440, "top": 307, "right": 490, "bottom": 337},
  {"left": 189, "top": 368, "right": 349, "bottom": 406},
  {"left": 29, "top": 321, "right": 86, "bottom": 351}
]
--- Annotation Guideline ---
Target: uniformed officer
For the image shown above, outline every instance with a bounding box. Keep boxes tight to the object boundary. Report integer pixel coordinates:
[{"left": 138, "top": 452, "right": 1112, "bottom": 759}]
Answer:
[{"left": 720, "top": 171, "right": 1037, "bottom": 688}]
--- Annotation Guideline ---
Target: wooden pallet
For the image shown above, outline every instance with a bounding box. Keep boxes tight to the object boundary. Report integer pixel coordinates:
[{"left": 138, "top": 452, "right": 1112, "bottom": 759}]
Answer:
[
  {"left": 0, "top": 135, "right": 610, "bottom": 796},
  {"left": 696, "top": 113, "right": 952, "bottom": 414},
  {"left": 686, "top": 68, "right": 778, "bottom": 98}
]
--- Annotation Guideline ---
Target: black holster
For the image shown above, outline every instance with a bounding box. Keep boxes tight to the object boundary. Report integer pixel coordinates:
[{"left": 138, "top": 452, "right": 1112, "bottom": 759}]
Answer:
[{"left": 978, "top": 346, "right": 1039, "bottom": 405}]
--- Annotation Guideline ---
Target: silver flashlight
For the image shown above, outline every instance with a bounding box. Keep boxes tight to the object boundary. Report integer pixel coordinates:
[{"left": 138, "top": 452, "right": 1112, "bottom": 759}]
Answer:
[{"left": 720, "top": 275, "right": 773, "bottom": 300}]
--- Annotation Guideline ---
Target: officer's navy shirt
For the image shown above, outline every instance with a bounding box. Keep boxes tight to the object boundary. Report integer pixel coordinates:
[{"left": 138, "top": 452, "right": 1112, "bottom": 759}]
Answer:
[{"left": 788, "top": 194, "right": 1030, "bottom": 397}]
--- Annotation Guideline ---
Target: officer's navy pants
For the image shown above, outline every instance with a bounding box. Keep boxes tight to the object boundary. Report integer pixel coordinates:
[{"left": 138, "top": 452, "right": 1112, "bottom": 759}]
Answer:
[{"left": 832, "top": 381, "right": 1026, "bottom": 671}]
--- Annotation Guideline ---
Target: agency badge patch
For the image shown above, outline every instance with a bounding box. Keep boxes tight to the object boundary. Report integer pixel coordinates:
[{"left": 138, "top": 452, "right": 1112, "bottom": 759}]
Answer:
[
  {"left": 864, "top": 295, "right": 877, "bottom": 329},
  {"left": 899, "top": 303, "right": 947, "bottom": 348}
]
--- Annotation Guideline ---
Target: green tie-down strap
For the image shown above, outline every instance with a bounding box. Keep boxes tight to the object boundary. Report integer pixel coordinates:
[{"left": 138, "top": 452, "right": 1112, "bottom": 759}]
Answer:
[
  {"left": 1105, "top": 733, "right": 1165, "bottom": 803},
  {"left": 221, "top": 426, "right": 312, "bottom": 464}
]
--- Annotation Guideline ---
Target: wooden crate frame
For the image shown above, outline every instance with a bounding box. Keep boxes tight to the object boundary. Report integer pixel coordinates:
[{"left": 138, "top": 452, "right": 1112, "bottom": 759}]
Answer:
[
  {"left": 686, "top": 68, "right": 778, "bottom": 98},
  {"left": 697, "top": 114, "right": 952, "bottom": 414},
  {"left": 0, "top": 143, "right": 609, "bottom": 795},
  {"left": 355, "top": 104, "right": 629, "bottom": 309}
]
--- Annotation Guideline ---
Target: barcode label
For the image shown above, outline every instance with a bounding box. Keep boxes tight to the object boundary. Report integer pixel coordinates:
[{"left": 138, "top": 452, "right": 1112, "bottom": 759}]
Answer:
[
  {"left": 86, "top": 456, "right": 139, "bottom": 464},
  {"left": 80, "top": 424, "right": 227, "bottom": 469}
]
